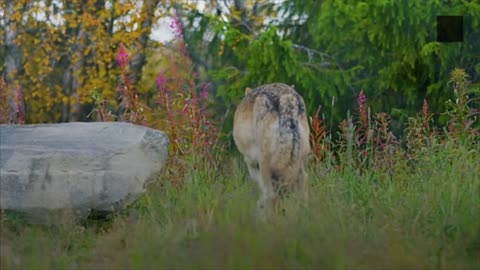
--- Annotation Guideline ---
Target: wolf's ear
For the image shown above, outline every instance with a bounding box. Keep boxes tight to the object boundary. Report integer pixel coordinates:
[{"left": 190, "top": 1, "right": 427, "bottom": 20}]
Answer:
[{"left": 245, "top": 87, "right": 253, "bottom": 95}]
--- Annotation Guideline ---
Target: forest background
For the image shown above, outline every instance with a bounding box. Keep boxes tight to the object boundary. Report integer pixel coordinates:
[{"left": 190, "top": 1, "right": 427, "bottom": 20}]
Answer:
[{"left": 2, "top": 0, "right": 478, "bottom": 134}]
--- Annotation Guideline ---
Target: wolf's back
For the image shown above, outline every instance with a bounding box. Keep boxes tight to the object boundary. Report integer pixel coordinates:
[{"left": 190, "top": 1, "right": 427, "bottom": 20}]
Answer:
[{"left": 253, "top": 84, "right": 309, "bottom": 168}]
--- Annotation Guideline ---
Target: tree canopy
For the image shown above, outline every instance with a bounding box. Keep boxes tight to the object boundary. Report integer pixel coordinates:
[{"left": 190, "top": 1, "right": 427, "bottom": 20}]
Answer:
[{"left": 1, "top": 0, "right": 479, "bottom": 134}]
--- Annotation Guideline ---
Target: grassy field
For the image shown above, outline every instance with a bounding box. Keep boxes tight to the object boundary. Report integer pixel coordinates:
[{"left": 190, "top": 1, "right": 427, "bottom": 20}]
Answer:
[{"left": 1, "top": 139, "right": 479, "bottom": 270}]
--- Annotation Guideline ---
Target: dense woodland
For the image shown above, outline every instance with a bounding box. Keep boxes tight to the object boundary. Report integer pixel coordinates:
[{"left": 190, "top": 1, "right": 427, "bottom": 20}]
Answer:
[{"left": 1, "top": 0, "right": 478, "bottom": 132}]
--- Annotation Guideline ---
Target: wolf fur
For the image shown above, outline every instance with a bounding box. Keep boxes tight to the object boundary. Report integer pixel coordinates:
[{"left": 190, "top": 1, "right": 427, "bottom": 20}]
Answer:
[{"left": 233, "top": 83, "right": 311, "bottom": 216}]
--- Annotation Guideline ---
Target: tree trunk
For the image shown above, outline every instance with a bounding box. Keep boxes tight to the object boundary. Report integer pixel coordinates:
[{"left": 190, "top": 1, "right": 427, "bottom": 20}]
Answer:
[
  {"left": 60, "top": 1, "right": 75, "bottom": 122},
  {"left": 233, "top": 0, "right": 250, "bottom": 34},
  {"left": 69, "top": 27, "right": 87, "bottom": 122},
  {"left": 4, "top": 0, "right": 24, "bottom": 122},
  {"left": 4, "top": 0, "right": 22, "bottom": 83},
  {"left": 60, "top": 0, "right": 91, "bottom": 122},
  {"left": 129, "top": 0, "right": 159, "bottom": 85}
]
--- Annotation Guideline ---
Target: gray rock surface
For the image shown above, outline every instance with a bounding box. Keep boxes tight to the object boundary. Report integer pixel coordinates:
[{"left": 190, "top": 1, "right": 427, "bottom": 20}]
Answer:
[{"left": 0, "top": 122, "right": 169, "bottom": 223}]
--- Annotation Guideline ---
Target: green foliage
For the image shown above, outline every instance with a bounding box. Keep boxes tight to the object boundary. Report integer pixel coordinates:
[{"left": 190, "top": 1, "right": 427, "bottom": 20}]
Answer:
[
  {"left": 444, "top": 68, "right": 480, "bottom": 140},
  {"left": 301, "top": 0, "right": 480, "bottom": 120},
  {"left": 182, "top": 0, "right": 480, "bottom": 134}
]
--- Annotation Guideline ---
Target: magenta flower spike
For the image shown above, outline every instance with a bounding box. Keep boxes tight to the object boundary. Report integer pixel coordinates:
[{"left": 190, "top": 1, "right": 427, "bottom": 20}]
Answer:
[
  {"left": 357, "top": 90, "right": 366, "bottom": 107},
  {"left": 156, "top": 72, "right": 168, "bottom": 93},
  {"left": 116, "top": 43, "right": 129, "bottom": 68},
  {"left": 200, "top": 82, "right": 210, "bottom": 100}
]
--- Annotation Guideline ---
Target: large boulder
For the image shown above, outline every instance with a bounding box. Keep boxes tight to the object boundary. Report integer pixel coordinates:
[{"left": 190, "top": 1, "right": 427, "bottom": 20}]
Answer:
[{"left": 0, "top": 122, "right": 169, "bottom": 223}]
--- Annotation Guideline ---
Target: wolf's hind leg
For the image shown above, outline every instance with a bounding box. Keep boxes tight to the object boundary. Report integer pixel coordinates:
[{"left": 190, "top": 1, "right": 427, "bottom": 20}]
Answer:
[
  {"left": 255, "top": 161, "right": 278, "bottom": 219},
  {"left": 245, "top": 157, "right": 261, "bottom": 184},
  {"left": 244, "top": 158, "right": 270, "bottom": 220}
]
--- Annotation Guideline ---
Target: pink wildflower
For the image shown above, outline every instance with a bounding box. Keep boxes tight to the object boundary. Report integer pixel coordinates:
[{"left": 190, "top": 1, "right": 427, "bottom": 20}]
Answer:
[
  {"left": 191, "top": 94, "right": 199, "bottom": 107},
  {"left": 357, "top": 90, "right": 366, "bottom": 107},
  {"left": 116, "top": 43, "right": 129, "bottom": 68},
  {"left": 156, "top": 72, "right": 168, "bottom": 93},
  {"left": 200, "top": 82, "right": 210, "bottom": 100},
  {"left": 357, "top": 90, "right": 368, "bottom": 133},
  {"left": 170, "top": 16, "right": 183, "bottom": 38}
]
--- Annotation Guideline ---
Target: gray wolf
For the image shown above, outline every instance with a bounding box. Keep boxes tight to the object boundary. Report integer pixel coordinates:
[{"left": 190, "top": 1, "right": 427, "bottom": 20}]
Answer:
[{"left": 233, "top": 83, "right": 311, "bottom": 217}]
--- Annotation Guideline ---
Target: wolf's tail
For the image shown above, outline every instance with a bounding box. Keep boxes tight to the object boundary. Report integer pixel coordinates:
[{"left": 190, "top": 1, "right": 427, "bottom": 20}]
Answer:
[{"left": 271, "top": 94, "right": 305, "bottom": 167}]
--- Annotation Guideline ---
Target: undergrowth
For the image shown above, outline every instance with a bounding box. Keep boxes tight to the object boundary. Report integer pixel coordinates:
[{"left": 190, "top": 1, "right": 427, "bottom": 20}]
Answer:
[{"left": 1, "top": 141, "right": 479, "bottom": 269}]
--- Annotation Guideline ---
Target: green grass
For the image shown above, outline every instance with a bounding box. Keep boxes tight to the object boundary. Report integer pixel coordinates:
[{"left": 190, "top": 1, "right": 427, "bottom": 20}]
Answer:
[{"left": 1, "top": 142, "right": 479, "bottom": 270}]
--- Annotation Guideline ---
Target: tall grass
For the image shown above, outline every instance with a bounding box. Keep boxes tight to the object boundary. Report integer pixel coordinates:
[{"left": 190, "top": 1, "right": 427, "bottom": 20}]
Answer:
[{"left": 1, "top": 141, "right": 479, "bottom": 269}]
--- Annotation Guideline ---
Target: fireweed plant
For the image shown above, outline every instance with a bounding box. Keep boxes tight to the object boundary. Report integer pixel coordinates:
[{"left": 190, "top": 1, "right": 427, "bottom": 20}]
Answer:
[
  {"left": 151, "top": 16, "right": 223, "bottom": 184},
  {"left": 445, "top": 68, "right": 480, "bottom": 141},
  {"left": 312, "top": 68, "right": 478, "bottom": 175},
  {"left": 0, "top": 77, "right": 25, "bottom": 124},
  {"left": 0, "top": 76, "right": 9, "bottom": 123},
  {"left": 87, "top": 15, "right": 224, "bottom": 184},
  {"left": 87, "top": 90, "right": 116, "bottom": 122},
  {"left": 116, "top": 43, "right": 150, "bottom": 126}
]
